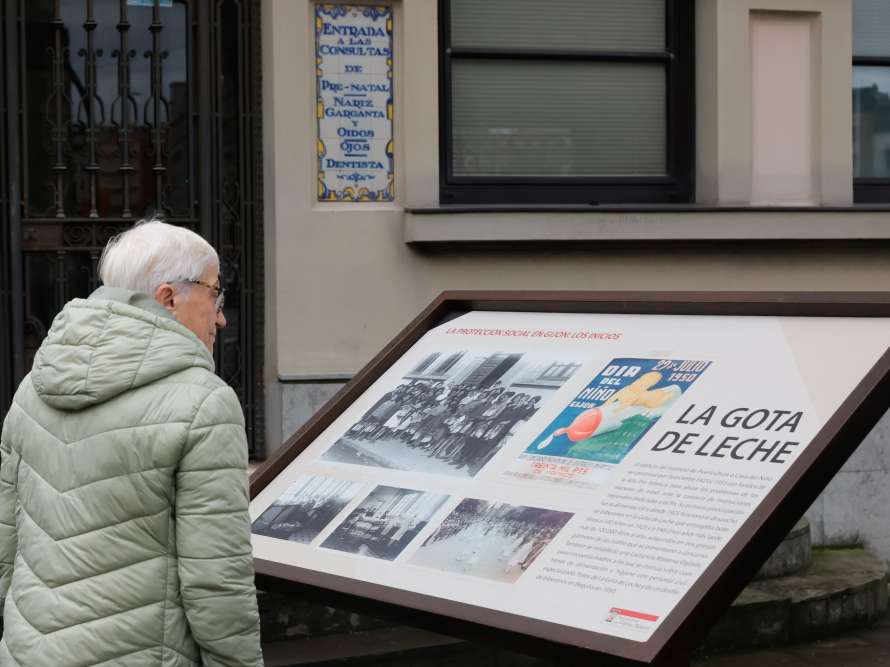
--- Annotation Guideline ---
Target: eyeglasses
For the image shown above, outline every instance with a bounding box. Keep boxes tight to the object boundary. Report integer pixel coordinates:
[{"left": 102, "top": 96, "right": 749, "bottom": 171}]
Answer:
[{"left": 186, "top": 280, "right": 225, "bottom": 313}]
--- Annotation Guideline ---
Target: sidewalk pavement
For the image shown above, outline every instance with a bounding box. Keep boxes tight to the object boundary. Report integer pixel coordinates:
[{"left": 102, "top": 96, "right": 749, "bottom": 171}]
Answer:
[
  {"left": 261, "top": 612, "right": 890, "bottom": 666},
  {"left": 694, "top": 612, "right": 890, "bottom": 666}
]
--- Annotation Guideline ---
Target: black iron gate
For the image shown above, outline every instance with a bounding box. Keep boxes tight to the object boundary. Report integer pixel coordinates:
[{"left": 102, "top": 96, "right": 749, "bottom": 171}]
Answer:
[{"left": 0, "top": 0, "right": 264, "bottom": 457}]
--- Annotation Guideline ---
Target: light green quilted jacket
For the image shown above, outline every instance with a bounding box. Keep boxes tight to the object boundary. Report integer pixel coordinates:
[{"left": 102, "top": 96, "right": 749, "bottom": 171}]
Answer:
[{"left": 0, "top": 288, "right": 263, "bottom": 666}]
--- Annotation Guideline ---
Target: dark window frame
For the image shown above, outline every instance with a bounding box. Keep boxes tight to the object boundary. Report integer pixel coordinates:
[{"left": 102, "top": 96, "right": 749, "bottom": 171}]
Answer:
[
  {"left": 539, "top": 362, "right": 581, "bottom": 382},
  {"left": 413, "top": 352, "right": 442, "bottom": 374},
  {"left": 438, "top": 0, "right": 695, "bottom": 206},
  {"left": 853, "top": 55, "right": 890, "bottom": 203},
  {"left": 434, "top": 351, "right": 464, "bottom": 374}
]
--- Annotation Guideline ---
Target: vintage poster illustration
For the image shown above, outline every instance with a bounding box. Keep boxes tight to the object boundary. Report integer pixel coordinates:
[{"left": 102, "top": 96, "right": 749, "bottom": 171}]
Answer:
[{"left": 507, "top": 358, "right": 710, "bottom": 488}]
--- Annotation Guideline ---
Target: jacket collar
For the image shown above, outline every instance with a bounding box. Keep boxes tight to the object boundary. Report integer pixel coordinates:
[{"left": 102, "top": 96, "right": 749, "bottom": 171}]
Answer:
[{"left": 88, "top": 286, "right": 175, "bottom": 321}]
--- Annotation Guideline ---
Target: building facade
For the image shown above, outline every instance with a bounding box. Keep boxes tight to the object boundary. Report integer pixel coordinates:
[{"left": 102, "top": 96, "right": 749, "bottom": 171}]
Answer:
[
  {"left": 3, "top": 0, "right": 890, "bottom": 558},
  {"left": 261, "top": 0, "right": 890, "bottom": 560}
]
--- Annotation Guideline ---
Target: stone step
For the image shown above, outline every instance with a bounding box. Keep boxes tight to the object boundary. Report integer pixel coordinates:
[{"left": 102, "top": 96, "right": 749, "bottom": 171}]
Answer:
[
  {"left": 258, "top": 594, "right": 393, "bottom": 644},
  {"left": 700, "top": 548, "right": 889, "bottom": 654},
  {"left": 754, "top": 517, "right": 811, "bottom": 580},
  {"left": 260, "top": 547, "right": 888, "bottom": 664}
]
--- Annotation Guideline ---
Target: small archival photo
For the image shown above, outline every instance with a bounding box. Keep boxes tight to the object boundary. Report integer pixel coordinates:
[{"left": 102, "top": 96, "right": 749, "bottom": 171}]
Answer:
[
  {"left": 409, "top": 498, "right": 574, "bottom": 583},
  {"left": 321, "top": 485, "right": 449, "bottom": 561},
  {"left": 322, "top": 349, "right": 581, "bottom": 477},
  {"left": 252, "top": 475, "right": 363, "bottom": 543}
]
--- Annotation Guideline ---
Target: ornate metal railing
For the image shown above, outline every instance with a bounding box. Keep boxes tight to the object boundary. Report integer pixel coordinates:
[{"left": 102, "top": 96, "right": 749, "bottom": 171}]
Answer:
[{"left": 1, "top": 0, "right": 264, "bottom": 456}]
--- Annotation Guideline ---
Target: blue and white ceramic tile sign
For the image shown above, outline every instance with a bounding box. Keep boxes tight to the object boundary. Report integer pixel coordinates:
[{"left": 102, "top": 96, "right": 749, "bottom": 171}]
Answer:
[{"left": 316, "top": 4, "right": 394, "bottom": 202}]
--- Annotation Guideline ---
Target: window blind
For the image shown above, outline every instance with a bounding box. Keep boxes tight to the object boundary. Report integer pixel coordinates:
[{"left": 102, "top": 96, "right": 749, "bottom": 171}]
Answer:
[
  {"left": 452, "top": 60, "right": 666, "bottom": 177},
  {"left": 450, "top": 0, "right": 665, "bottom": 52}
]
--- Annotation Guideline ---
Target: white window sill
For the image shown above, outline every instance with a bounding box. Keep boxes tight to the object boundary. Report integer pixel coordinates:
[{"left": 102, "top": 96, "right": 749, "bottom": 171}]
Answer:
[{"left": 404, "top": 206, "right": 890, "bottom": 245}]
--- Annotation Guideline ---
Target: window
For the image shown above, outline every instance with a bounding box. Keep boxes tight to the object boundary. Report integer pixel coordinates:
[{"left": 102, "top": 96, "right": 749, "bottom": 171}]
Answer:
[
  {"left": 434, "top": 351, "right": 465, "bottom": 374},
  {"left": 439, "top": 0, "right": 694, "bottom": 205},
  {"left": 853, "top": 0, "right": 890, "bottom": 202},
  {"left": 413, "top": 353, "right": 442, "bottom": 374},
  {"left": 538, "top": 362, "right": 581, "bottom": 383}
]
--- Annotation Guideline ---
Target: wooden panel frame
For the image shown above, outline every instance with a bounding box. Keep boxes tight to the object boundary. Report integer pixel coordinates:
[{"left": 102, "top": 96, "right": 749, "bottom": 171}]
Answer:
[{"left": 251, "top": 291, "right": 890, "bottom": 666}]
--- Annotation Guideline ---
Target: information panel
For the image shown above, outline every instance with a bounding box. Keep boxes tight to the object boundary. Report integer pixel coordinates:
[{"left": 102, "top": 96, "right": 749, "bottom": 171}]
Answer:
[
  {"left": 251, "top": 295, "right": 890, "bottom": 664},
  {"left": 315, "top": 4, "right": 394, "bottom": 202}
]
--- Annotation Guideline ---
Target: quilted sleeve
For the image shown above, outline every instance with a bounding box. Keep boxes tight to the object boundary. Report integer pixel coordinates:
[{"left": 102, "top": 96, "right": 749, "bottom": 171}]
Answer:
[
  {"left": 177, "top": 386, "right": 263, "bottom": 667},
  {"left": 0, "top": 410, "right": 19, "bottom": 611}
]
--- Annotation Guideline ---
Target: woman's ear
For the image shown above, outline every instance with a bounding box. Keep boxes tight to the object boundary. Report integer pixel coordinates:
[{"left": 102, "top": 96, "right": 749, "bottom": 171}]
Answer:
[{"left": 154, "top": 283, "right": 177, "bottom": 313}]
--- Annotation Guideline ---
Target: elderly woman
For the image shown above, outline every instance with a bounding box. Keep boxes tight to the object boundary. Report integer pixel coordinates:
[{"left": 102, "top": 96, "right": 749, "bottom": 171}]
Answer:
[{"left": 0, "top": 220, "right": 263, "bottom": 665}]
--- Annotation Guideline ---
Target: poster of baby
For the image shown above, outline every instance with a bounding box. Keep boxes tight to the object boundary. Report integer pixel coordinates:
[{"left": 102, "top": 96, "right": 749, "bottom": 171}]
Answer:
[{"left": 525, "top": 358, "right": 711, "bottom": 466}]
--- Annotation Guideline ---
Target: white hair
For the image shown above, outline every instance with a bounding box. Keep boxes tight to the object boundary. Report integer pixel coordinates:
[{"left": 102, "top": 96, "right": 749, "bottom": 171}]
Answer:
[{"left": 98, "top": 219, "right": 219, "bottom": 294}]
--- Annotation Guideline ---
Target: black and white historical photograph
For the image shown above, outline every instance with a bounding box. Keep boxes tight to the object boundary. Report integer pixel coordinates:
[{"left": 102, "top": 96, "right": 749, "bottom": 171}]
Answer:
[
  {"left": 252, "top": 475, "right": 362, "bottom": 543},
  {"left": 322, "top": 350, "right": 581, "bottom": 477},
  {"left": 320, "top": 485, "right": 449, "bottom": 561},
  {"left": 409, "top": 499, "right": 574, "bottom": 583}
]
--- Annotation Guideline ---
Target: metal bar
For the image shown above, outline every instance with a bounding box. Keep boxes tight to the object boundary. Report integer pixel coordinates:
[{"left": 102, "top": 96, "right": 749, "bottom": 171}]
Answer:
[
  {"left": 212, "top": 0, "right": 222, "bottom": 250},
  {"left": 0, "top": 0, "right": 10, "bottom": 410},
  {"left": 55, "top": 250, "right": 65, "bottom": 306},
  {"left": 249, "top": 0, "right": 264, "bottom": 456},
  {"left": 50, "top": 0, "right": 67, "bottom": 218},
  {"left": 197, "top": 0, "right": 212, "bottom": 240},
  {"left": 82, "top": 0, "right": 105, "bottom": 218},
  {"left": 186, "top": 0, "right": 196, "bottom": 218},
  {"left": 7, "top": 0, "right": 24, "bottom": 384},
  {"left": 446, "top": 47, "right": 672, "bottom": 63},
  {"left": 17, "top": 0, "right": 27, "bottom": 217},
  {"left": 853, "top": 56, "right": 890, "bottom": 67},
  {"left": 25, "top": 216, "right": 201, "bottom": 223},
  {"left": 22, "top": 253, "right": 31, "bottom": 322},
  {"left": 82, "top": 0, "right": 100, "bottom": 218},
  {"left": 148, "top": 0, "right": 166, "bottom": 215},
  {"left": 211, "top": 0, "right": 222, "bottom": 377},
  {"left": 115, "top": 0, "right": 134, "bottom": 218},
  {"left": 238, "top": 0, "right": 247, "bottom": 253},
  {"left": 89, "top": 251, "right": 99, "bottom": 290},
  {"left": 238, "top": 0, "right": 254, "bottom": 444},
  {"left": 18, "top": 245, "right": 121, "bottom": 253}
]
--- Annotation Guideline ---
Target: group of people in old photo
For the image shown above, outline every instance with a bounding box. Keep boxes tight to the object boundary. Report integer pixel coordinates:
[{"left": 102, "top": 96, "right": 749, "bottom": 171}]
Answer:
[{"left": 327, "top": 377, "right": 543, "bottom": 477}]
